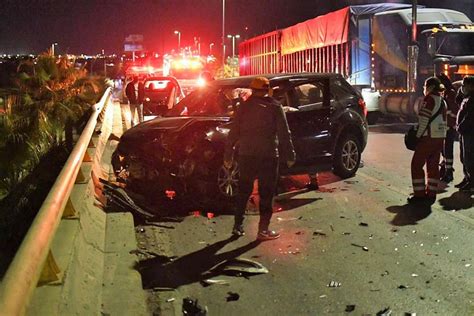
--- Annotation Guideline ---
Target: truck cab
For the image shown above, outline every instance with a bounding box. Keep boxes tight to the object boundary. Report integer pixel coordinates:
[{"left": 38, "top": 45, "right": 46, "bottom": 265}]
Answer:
[{"left": 371, "top": 8, "right": 474, "bottom": 115}]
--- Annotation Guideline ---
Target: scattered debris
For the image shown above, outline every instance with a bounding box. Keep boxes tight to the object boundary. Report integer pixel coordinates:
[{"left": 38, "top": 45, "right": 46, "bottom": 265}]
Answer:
[
  {"left": 351, "top": 243, "right": 369, "bottom": 251},
  {"left": 201, "top": 279, "right": 230, "bottom": 287},
  {"left": 376, "top": 307, "right": 392, "bottom": 316},
  {"left": 345, "top": 305, "right": 356, "bottom": 312},
  {"left": 100, "top": 178, "right": 155, "bottom": 218},
  {"left": 411, "top": 274, "right": 419, "bottom": 277},
  {"left": 465, "top": 264, "right": 472, "bottom": 267},
  {"left": 182, "top": 297, "right": 207, "bottom": 315},
  {"left": 313, "top": 231, "right": 327, "bottom": 237},
  {"left": 129, "top": 249, "right": 162, "bottom": 258},
  {"left": 319, "top": 294, "right": 327, "bottom": 298},
  {"left": 344, "top": 180, "right": 358, "bottom": 184},
  {"left": 226, "top": 292, "right": 240, "bottom": 302},
  {"left": 276, "top": 216, "right": 302, "bottom": 222},
  {"left": 359, "top": 222, "right": 369, "bottom": 227},
  {"left": 327, "top": 281, "right": 342, "bottom": 287},
  {"left": 210, "top": 258, "right": 269, "bottom": 275},
  {"left": 166, "top": 298, "right": 175, "bottom": 303}
]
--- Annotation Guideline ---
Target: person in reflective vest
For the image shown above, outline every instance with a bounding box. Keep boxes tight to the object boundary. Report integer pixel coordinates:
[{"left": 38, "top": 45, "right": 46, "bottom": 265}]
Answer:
[{"left": 409, "top": 77, "right": 447, "bottom": 205}]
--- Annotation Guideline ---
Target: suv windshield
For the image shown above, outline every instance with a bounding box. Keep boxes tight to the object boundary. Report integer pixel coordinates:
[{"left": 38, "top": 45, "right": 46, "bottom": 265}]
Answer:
[{"left": 166, "top": 86, "right": 251, "bottom": 117}]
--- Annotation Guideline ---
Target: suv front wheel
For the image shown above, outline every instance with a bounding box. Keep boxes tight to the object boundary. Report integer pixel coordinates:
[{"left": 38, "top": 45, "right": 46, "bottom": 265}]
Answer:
[{"left": 333, "top": 133, "right": 361, "bottom": 178}]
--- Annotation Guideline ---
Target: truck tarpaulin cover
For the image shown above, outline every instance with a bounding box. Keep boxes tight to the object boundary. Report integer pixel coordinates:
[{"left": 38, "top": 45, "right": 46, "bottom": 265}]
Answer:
[{"left": 281, "top": 7, "right": 349, "bottom": 55}]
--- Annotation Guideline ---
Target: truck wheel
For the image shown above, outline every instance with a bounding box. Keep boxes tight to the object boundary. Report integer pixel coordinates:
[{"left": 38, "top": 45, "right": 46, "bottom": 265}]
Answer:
[{"left": 333, "top": 133, "right": 361, "bottom": 179}]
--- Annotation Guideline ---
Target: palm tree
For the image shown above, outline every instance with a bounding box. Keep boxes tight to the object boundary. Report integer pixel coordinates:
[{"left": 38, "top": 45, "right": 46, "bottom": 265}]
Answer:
[{"left": 0, "top": 53, "right": 104, "bottom": 196}]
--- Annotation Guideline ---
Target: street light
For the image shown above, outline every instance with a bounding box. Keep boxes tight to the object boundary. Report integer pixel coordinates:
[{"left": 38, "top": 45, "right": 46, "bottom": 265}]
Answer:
[
  {"left": 222, "top": 0, "right": 226, "bottom": 66},
  {"left": 227, "top": 34, "right": 240, "bottom": 58},
  {"left": 51, "top": 42, "right": 58, "bottom": 56},
  {"left": 174, "top": 30, "right": 181, "bottom": 51}
]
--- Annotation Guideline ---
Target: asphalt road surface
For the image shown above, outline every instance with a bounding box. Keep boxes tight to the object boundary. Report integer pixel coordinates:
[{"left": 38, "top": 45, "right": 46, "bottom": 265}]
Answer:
[{"left": 134, "top": 123, "right": 474, "bottom": 315}]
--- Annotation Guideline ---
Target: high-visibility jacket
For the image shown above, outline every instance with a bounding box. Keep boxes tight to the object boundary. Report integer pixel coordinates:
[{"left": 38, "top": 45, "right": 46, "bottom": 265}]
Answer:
[{"left": 416, "top": 93, "right": 447, "bottom": 139}]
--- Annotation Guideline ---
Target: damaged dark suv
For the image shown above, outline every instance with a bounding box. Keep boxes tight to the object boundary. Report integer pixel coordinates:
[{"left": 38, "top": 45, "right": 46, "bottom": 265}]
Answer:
[{"left": 112, "top": 73, "right": 368, "bottom": 206}]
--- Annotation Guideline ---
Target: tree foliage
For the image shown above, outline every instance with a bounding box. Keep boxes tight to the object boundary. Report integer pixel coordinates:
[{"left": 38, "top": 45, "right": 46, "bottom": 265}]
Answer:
[{"left": 0, "top": 54, "right": 105, "bottom": 197}]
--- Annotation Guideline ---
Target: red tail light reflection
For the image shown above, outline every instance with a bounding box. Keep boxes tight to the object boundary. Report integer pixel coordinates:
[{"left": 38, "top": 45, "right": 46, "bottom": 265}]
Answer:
[{"left": 358, "top": 98, "right": 368, "bottom": 117}]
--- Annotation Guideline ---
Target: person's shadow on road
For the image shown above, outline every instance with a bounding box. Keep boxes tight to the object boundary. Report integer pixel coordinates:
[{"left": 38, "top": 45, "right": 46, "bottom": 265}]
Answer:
[
  {"left": 438, "top": 191, "right": 474, "bottom": 211},
  {"left": 386, "top": 203, "right": 432, "bottom": 226},
  {"left": 135, "top": 236, "right": 262, "bottom": 289}
]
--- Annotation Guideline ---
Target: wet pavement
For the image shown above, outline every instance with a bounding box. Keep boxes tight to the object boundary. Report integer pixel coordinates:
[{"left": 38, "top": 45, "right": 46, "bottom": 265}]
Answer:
[{"left": 132, "top": 123, "right": 474, "bottom": 315}]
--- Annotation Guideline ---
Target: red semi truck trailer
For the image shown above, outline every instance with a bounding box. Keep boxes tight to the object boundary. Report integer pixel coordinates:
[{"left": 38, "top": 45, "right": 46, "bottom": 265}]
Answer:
[{"left": 239, "top": 3, "right": 474, "bottom": 124}]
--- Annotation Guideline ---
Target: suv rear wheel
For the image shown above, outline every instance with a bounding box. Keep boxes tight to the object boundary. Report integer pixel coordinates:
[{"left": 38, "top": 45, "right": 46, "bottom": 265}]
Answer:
[{"left": 333, "top": 133, "right": 361, "bottom": 178}]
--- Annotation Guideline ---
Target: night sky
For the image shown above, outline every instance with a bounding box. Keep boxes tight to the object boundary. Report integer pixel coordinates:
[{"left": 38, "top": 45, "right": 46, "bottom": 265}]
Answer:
[{"left": 1, "top": 0, "right": 473, "bottom": 55}]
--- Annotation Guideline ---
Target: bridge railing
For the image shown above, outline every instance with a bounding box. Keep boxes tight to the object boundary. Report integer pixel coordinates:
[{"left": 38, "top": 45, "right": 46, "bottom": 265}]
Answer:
[{"left": 0, "top": 88, "right": 112, "bottom": 316}]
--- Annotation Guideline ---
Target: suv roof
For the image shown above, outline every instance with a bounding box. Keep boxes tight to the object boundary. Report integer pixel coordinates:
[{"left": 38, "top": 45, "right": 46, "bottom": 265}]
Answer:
[{"left": 211, "top": 73, "right": 344, "bottom": 88}]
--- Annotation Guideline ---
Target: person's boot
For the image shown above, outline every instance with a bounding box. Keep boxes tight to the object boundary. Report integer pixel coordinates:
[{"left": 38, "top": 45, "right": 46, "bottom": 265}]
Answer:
[
  {"left": 257, "top": 230, "right": 280, "bottom": 241},
  {"left": 305, "top": 174, "right": 319, "bottom": 191},
  {"left": 232, "top": 224, "right": 245, "bottom": 237},
  {"left": 407, "top": 195, "right": 429, "bottom": 204},
  {"left": 232, "top": 215, "right": 245, "bottom": 237},
  {"left": 440, "top": 170, "right": 454, "bottom": 183}
]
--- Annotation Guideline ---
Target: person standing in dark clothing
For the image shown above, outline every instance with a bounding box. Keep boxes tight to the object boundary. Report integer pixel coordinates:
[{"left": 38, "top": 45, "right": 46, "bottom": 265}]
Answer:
[
  {"left": 125, "top": 76, "right": 138, "bottom": 126},
  {"left": 456, "top": 76, "right": 474, "bottom": 191},
  {"left": 137, "top": 78, "right": 145, "bottom": 122},
  {"left": 224, "top": 77, "right": 296, "bottom": 240},
  {"left": 438, "top": 74, "right": 459, "bottom": 183}
]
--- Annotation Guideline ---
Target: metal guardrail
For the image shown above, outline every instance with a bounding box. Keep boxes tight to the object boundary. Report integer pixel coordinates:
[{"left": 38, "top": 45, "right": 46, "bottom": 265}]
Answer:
[{"left": 0, "top": 88, "right": 112, "bottom": 316}]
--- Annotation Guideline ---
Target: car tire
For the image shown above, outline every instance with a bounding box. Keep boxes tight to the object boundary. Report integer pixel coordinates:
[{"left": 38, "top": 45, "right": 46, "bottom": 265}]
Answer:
[{"left": 333, "top": 132, "right": 361, "bottom": 179}]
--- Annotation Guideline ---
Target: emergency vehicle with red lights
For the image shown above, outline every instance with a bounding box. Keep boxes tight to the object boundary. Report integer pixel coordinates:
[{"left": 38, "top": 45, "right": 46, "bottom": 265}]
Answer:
[{"left": 163, "top": 54, "right": 208, "bottom": 94}]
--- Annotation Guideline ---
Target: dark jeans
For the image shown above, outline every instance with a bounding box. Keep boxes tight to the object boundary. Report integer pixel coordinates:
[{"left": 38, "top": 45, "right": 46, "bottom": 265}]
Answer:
[
  {"left": 129, "top": 102, "right": 143, "bottom": 126},
  {"left": 461, "top": 134, "right": 474, "bottom": 182},
  {"left": 442, "top": 128, "right": 457, "bottom": 171},
  {"left": 234, "top": 155, "right": 279, "bottom": 232}
]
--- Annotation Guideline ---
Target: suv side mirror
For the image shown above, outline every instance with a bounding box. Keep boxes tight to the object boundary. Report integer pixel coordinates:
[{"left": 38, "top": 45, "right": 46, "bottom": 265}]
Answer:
[{"left": 427, "top": 36, "right": 437, "bottom": 56}]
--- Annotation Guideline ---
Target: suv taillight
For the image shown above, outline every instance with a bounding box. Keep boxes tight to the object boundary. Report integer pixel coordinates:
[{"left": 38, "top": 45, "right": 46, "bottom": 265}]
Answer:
[{"left": 358, "top": 98, "right": 367, "bottom": 117}]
